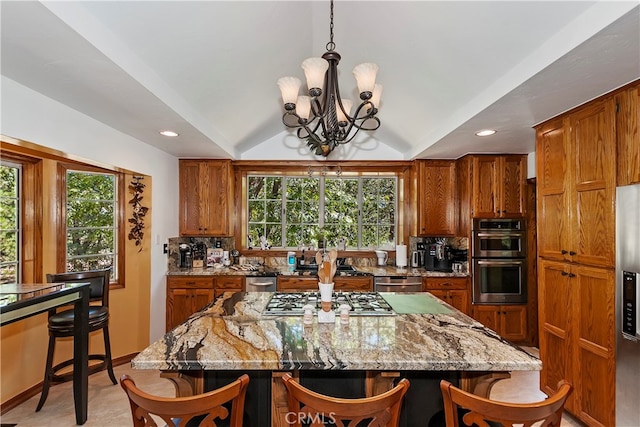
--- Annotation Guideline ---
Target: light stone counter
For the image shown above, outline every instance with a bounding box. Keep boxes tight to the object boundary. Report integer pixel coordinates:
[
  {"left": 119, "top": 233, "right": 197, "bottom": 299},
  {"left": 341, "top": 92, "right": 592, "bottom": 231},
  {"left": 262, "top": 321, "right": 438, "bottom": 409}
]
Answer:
[{"left": 133, "top": 292, "right": 539, "bottom": 372}]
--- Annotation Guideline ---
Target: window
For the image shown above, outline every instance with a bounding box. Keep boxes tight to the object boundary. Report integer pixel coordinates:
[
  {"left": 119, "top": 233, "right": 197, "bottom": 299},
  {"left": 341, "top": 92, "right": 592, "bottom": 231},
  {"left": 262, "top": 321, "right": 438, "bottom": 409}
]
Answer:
[
  {"left": 63, "top": 167, "right": 122, "bottom": 281},
  {"left": 0, "top": 162, "right": 21, "bottom": 284},
  {"left": 247, "top": 174, "right": 397, "bottom": 249}
]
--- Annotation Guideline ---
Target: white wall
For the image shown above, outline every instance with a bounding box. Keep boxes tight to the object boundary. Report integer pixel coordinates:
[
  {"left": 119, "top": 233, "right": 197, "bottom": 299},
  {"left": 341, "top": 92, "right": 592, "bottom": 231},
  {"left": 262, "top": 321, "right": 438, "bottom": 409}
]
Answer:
[
  {"left": 1, "top": 76, "right": 178, "bottom": 342},
  {"left": 527, "top": 152, "right": 536, "bottom": 179}
]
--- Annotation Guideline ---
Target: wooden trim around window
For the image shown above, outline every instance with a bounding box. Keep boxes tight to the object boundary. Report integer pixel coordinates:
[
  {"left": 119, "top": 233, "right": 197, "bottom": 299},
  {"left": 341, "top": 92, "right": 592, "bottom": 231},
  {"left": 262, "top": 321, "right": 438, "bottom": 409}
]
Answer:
[
  {"left": 231, "top": 160, "right": 414, "bottom": 250},
  {"left": 1, "top": 152, "right": 43, "bottom": 284},
  {"left": 56, "top": 163, "right": 126, "bottom": 289}
]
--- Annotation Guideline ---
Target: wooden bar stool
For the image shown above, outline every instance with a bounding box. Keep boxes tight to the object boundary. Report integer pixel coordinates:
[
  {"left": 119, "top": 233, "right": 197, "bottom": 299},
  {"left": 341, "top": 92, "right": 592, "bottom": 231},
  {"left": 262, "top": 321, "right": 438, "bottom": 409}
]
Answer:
[
  {"left": 120, "top": 374, "right": 249, "bottom": 427},
  {"left": 437, "top": 379, "right": 573, "bottom": 427},
  {"left": 281, "top": 372, "right": 410, "bottom": 427},
  {"left": 36, "top": 268, "right": 116, "bottom": 411}
]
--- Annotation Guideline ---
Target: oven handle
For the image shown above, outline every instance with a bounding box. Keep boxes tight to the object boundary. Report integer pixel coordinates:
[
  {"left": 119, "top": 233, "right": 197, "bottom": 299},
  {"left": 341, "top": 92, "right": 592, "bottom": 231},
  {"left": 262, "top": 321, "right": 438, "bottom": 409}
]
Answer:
[
  {"left": 476, "top": 260, "right": 523, "bottom": 265},
  {"left": 474, "top": 232, "right": 526, "bottom": 238}
]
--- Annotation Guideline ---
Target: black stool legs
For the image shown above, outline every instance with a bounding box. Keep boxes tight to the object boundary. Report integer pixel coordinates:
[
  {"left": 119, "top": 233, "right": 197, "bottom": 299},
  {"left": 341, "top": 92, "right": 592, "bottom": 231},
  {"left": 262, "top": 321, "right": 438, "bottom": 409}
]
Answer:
[{"left": 36, "top": 327, "right": 117, "bottom": 412}]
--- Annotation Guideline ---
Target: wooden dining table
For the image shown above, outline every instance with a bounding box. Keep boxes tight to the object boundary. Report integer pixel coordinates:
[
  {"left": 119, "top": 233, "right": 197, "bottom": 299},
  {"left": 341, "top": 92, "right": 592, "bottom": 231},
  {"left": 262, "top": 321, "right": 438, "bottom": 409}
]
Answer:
[{"left": 0, "top": 282, "right": 91, "bottom": 425}]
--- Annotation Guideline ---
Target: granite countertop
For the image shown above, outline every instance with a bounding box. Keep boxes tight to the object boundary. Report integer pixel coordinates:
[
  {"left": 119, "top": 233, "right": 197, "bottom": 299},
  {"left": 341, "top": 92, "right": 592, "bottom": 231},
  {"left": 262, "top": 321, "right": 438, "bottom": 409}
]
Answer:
[
  {"left": 167, "top": 265, "right": 470, "bottom": 278},
  {"left": 132, "top": 292, "right": 540, "bottom": 372}
]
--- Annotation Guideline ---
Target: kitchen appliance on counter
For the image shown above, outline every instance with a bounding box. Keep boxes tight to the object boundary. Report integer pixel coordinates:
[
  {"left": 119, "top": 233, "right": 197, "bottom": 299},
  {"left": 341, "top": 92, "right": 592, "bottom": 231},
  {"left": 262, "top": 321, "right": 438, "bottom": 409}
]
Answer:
[
  {"left": 178, "top": 243, "right": 192, "bottom": 268},
  {"left": 262, "top": 292, "right": 395, "bottom": 316},
  {"left": 471, "top": 218, "right": 526, "bottom": 304},
  {"left": 424, "top": 240, "right": 453, "bottom": 272},
  {"left": 615, "top": 184, "right": 640, "bottom": 426},
  {"left": 411, "top": 250, "right": 424, "bottom": 268}
]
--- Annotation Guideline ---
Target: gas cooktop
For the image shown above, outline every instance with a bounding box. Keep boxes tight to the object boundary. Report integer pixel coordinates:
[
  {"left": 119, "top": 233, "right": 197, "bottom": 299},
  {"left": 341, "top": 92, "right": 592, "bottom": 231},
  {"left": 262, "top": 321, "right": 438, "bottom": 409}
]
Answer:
[{"left": 262, "top": 292, "right": 395, "bottom": 316}]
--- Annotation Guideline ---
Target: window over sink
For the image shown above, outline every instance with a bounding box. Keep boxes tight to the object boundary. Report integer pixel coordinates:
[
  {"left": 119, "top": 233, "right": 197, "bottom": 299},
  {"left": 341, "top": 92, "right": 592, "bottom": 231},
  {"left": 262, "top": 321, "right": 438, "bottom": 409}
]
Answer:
[{"left": 247, "top": 174, "right": 397, "bottom": 250}]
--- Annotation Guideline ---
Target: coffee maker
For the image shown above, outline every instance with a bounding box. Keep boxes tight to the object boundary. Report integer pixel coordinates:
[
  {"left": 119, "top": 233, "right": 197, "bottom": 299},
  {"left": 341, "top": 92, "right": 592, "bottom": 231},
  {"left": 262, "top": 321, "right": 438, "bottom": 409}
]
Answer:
[
  {"left": 179, "top": 243, "right": 192, "bottom": 268},
  {"left": 424, "top": 243, "right": 453, "bottom": 272}
]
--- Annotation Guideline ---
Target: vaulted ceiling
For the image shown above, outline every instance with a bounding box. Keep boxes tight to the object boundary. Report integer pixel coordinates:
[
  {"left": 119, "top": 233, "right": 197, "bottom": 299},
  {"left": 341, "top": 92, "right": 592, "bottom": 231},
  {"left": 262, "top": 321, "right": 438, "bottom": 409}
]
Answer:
[{"left": 2, "top": 1, "right": 639, "bottom": 161}]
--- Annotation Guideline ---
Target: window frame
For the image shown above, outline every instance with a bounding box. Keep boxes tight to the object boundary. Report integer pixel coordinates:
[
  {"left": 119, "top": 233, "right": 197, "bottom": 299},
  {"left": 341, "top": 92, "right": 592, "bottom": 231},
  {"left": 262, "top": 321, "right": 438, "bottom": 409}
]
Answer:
[
  {"left": 247, "top": 174, "right": 398, "bottom": 249},
  {"left": 57, "top": 163, "right": 125, "bottom": 288},
  {"left": 234, "top": 161, "right": 412, "bottom": 254},
  {"left": 0, "top": 153, "right": 42, "bottom": 285}
]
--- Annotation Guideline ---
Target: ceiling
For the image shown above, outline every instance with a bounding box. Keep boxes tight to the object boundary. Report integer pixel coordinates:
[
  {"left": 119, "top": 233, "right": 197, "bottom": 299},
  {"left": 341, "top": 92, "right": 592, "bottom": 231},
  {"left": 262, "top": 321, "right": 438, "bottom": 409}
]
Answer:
[{"left": 1, "top": 1, "right": 639, "bottom": 161}]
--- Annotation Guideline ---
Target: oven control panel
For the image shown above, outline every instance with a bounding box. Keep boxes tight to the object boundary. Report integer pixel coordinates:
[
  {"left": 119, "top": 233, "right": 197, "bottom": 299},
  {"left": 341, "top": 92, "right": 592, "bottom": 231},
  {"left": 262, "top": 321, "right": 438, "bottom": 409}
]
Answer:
[{"left": 622, "top": 271, "right": 639, "bottom": 340}]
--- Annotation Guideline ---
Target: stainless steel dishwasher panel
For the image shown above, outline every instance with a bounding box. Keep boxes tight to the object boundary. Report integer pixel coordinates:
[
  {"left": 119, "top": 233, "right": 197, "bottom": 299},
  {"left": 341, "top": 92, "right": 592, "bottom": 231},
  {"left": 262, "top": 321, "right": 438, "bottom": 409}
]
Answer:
[
  {"left": 374, "top": 276, "right": 422, "bottom": 292},
  {"left": 245, "top": 276, "right": 277, "bottom": 292}
]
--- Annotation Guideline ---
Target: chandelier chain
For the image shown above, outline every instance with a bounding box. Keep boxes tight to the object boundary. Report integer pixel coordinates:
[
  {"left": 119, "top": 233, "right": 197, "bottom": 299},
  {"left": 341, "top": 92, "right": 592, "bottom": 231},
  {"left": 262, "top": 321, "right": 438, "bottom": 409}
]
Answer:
[{"left": 326, "top": 0, "right": 335, "bottom": 51}]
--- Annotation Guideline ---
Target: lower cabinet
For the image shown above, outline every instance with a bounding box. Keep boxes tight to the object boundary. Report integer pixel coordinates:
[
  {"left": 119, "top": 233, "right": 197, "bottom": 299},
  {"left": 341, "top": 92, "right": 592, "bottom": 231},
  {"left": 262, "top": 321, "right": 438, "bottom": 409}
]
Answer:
[
  {"left": 166, "top": 275, "right": 244, "bottom": 331},
  {"left": 423, "top": 277, "right": 471, "bottom": 316},
  {"left": 471, "top": 305, "right": 528, "bottom": 342}
]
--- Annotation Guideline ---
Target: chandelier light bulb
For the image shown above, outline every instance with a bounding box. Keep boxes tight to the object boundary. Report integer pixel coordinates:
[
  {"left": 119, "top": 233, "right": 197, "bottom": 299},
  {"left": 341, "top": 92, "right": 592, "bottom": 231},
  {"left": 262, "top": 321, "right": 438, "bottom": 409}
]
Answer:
[
  {"left": 277, "top": 76, "right": 302, "bottom": 110},
  {"left": 302, "top": 57, "right": 329, "bottom": 96},
  {"left": 370, "top": 84, "right": 383, "bottom": 111},
  {"left": 296, "top": 96, "right": 311, "bottom": 121},
  {"left": 353, "top": 62, "right": 379, "bottom": 98},
  {"left": 336, "top": 99, "right": 352, "bottom": 124}
]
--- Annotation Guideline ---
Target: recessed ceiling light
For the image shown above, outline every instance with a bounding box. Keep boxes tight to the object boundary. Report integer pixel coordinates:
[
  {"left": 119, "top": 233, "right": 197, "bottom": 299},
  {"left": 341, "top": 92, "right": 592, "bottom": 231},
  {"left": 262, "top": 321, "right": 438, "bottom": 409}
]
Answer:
[
  {"left": 475, "top": 129, "right": 497, "bottom": 137},
  {"left": 159, "top": 130, "right": 179, "bottom": 137}
]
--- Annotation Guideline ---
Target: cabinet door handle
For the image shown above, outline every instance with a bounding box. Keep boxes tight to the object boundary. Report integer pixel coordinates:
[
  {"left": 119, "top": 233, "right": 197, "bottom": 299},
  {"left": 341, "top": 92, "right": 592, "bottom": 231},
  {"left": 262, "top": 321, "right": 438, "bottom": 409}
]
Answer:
[
  {"left": 561, "top": 271, "right": 568, "bottom": 276},
  {"left": 569, "top": 251, "right": 576, "bottom": 256},
  {"left": 568, "top": 273, "right": 576, "bottom": 278},
  {"left": 561, "top": 250, "right": 568, "bottom": 255}
]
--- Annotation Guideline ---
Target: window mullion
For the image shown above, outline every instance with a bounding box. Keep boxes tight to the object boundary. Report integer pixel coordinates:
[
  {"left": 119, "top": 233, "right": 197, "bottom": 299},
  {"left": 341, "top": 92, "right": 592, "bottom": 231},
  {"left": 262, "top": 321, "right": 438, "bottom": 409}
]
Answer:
[
  {"left": 282, "top": 176, "right": 287, "bottom": 247},
  {"left": 357, "top": 178, "right": 363, "bottom": 249},
  {"left": 319, "top": 177, "right": 325, "bottom": 228}
]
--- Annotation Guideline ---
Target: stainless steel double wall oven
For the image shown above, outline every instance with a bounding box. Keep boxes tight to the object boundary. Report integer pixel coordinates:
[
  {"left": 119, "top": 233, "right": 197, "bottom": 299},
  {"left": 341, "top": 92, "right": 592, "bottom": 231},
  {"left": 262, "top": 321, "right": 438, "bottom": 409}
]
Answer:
[{"left": 472, "top": 218, "right": 527, "bottom": 304}]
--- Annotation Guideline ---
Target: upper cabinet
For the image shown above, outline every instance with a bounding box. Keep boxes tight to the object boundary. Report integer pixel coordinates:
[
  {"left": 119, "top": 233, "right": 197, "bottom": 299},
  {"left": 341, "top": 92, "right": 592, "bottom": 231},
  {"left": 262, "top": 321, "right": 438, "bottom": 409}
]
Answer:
[
  {"left": 179, "top": 159, "right": 233, "bottom": 236},
  {"left": 615, "top": 81, "right": 640, "bottom": 186},
  {"left": 456, "top": 155, "right": 526, "bottom": 234},
  {"left": 536, "top": 97, "right": 616, "bottom": 268},
  {"left": 416, "top": 160, "right": 456, "bottom": 236}
]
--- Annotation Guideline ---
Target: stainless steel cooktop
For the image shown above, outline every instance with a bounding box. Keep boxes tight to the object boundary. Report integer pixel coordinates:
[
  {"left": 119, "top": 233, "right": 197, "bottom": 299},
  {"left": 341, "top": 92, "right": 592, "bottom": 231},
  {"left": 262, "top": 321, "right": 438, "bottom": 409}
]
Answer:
[{"left": 262, "top": 292, "right": 395, "bottom": 316}]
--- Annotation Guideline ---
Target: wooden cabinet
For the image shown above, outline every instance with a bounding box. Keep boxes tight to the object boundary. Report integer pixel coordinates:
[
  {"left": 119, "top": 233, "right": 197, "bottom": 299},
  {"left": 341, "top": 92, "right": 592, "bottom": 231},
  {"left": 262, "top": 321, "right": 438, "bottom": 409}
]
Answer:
[
  {"left": 416, "top": 160, "right": 456, "bottom": 236},
  {"left": 538, "top": 259, "right": 615, "bottom": 426},
  {"left": 456, "top": 154, "right": 526, "bottom": 236},
  {"left": 277, "top": 275, "right": 373, "bottom": 292},
  {"left": 214, "top": 276, "right": 244, "bottom": 298},
  {"left": 166, "top": 275, "right": 244, "bottom": 331},
  {"left": 536, "top": 98, "right": 616, "bottom": 269},
  {"left": 179, "top": 159, "right": 233, "bottom": 236},
  {"left": 472, "top": 305, "right": 528, "bottom": 342},
  {"left": 166, "top": 276, "right": 215, "bottom": 331},
  {"left": 615, "top": 81, "right": 640, "bottom": 186},
  {"left": 536, "top": 92, "right": 619, "bottom": 426},
  {"left": 423, "top": 277, "right": 470, "bottom": 316}
]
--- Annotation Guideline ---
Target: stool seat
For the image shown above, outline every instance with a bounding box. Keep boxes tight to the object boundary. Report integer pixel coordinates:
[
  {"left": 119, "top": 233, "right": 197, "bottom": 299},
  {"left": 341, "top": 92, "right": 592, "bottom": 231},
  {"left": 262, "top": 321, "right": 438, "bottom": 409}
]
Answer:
[
  {"left": 48, "top": 307, "right": 109, "bottom": 332},
  {"left": 36, "top": 268, "right": 116, "bottom": 413}
]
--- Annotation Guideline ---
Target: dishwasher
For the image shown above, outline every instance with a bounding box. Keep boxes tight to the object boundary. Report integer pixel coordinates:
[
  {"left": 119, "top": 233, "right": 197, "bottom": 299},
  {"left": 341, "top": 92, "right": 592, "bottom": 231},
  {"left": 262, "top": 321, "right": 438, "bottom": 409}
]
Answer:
[
  {"left": 374, "top": 276, "right": 422, "bottom": 292},
  {"left": 245, "top": 276, "right": 277, "bottom": 292}
]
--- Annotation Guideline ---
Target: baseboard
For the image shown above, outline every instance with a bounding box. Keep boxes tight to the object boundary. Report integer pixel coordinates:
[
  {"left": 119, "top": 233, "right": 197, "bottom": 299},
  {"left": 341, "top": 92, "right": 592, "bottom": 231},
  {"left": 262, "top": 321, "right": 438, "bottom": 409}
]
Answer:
[{"left": 0, "top": 352, "right": 138, "bottom": 415}]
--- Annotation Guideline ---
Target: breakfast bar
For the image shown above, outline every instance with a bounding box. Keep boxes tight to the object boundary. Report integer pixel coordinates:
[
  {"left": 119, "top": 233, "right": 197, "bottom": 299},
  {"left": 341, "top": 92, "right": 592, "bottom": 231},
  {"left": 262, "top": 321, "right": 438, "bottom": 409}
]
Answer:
[{"left": 132, "top": 291, "right": 541, "bottom": 426}]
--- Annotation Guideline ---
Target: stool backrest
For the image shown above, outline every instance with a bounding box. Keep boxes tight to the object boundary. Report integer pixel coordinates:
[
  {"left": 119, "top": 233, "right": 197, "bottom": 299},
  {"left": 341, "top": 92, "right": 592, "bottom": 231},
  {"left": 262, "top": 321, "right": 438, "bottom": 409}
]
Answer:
[
  {"left": 282, "top": 373, "right": 409, "bottom": 427},
  {"left": 46, "top": 268, "right": 112, "bottom": 307},
  {"left": 120, "top": 374, "right": 249, "bottom": 427},
  {"left": 439, "top": 379, "right": 573, "bottom": 427}
]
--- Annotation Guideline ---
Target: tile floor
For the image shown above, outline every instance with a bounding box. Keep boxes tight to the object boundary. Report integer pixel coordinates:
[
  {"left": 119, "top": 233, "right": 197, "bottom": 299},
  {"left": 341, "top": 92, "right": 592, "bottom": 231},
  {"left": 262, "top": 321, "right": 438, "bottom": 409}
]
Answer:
[{"left": 2, "top": 353, "right": 584, "bottom": 426}]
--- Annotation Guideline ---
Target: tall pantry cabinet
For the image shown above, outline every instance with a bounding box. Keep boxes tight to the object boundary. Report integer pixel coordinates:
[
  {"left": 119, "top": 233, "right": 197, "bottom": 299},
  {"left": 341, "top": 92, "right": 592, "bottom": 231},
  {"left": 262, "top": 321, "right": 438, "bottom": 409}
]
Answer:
[{"left": 536, "top": 95, "right": 617, "bottom": 426}]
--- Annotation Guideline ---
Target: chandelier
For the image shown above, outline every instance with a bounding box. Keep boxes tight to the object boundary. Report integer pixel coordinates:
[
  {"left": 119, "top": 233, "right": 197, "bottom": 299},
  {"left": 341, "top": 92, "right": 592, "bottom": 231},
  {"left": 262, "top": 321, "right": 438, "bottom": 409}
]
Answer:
[{"left": 277, "top": 0, "right": 382, "bottom": 157}]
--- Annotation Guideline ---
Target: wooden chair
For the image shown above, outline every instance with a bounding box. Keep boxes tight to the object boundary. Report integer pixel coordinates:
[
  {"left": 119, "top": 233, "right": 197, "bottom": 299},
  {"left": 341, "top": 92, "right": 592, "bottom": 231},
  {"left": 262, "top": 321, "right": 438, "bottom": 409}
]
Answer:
[
  {"left": 438, "top": 379, "right": 573, "bottom": 427},
  {"left": 37, "top": 268, "right": 116, "bottom": 411},
  {"left": 281, "top": 372, "right": 410, "bottom": 427},
  {"left": 120, "top": 373, "right": 249, "bottom": 427}
]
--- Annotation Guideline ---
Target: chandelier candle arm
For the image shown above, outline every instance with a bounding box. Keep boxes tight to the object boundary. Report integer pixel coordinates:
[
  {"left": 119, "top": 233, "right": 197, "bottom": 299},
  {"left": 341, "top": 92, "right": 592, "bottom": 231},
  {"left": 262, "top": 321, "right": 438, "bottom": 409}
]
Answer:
[
  {"left": 352, "top": 62, "right": 379, "bottom": 100},
  {"left": 301, "top": 57, "right": 329, "bottom": 96}
]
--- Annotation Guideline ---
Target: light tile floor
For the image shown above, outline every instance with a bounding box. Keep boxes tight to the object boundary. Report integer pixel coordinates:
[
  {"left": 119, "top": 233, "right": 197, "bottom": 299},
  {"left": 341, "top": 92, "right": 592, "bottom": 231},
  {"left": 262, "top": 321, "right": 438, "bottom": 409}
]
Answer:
[{"left": 2, "top": 351, "right": 584, "bottom": 426}]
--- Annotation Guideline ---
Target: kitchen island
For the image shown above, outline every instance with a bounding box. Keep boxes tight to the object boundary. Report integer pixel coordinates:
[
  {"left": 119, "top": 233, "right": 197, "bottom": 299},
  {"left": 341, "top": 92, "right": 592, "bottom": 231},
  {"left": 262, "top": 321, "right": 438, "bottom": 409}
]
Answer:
[{"left": 133, "top": 291, "right": 540, "bottom": 426}]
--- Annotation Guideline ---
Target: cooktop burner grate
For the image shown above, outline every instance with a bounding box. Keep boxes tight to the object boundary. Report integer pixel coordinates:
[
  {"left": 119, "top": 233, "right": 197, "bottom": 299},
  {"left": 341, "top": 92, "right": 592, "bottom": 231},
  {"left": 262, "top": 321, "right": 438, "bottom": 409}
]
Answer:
[{"left": 263, "top": 292, "right": 395, "bottom": 316}]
